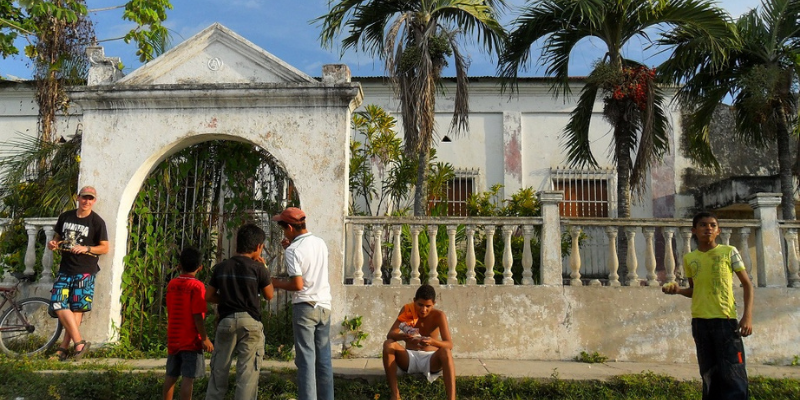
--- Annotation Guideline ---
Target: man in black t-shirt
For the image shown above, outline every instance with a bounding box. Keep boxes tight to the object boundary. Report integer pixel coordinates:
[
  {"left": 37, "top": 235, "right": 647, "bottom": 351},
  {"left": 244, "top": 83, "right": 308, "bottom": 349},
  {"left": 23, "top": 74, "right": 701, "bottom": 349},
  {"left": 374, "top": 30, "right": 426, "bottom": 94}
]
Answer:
[
  {"left": 46, "top": 186, "right": 109, "bottom": 361},
  {"left": 204, "top": 223, "right": 274, "bottom": 400}
]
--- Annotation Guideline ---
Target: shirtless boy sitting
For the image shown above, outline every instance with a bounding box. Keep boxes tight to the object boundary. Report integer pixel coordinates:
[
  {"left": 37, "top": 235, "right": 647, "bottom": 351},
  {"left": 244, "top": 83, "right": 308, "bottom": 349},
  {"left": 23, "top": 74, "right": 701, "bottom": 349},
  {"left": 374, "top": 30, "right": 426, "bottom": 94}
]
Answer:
[{"left": 382, "top": 284, "right": 455, "bottom": 400}]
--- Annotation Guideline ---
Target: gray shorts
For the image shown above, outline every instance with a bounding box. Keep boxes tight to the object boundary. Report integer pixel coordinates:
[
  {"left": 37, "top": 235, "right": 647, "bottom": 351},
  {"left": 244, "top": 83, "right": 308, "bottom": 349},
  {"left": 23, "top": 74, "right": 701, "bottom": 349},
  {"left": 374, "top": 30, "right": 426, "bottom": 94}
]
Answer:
[
  {"left": 399, "top": 349, "right": 442, "bottom": 383},
  {"left": 166, "top": 351, "right": 205, "bottom": 379}
]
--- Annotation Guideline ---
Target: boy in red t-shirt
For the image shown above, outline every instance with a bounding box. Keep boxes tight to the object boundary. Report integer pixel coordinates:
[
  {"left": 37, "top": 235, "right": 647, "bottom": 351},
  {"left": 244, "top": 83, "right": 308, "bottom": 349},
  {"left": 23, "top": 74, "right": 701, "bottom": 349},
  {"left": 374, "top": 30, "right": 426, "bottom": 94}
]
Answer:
[{"left": 163, "top": 247, "right": 214, "bottom": 400}]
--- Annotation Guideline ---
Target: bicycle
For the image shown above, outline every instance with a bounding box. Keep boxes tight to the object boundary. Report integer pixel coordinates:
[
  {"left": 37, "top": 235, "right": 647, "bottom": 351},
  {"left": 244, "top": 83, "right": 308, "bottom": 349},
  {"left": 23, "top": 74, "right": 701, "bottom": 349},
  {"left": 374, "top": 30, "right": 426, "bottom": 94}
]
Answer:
[{"left": 0, "top": 273, "right": 63, "bottom": 357}]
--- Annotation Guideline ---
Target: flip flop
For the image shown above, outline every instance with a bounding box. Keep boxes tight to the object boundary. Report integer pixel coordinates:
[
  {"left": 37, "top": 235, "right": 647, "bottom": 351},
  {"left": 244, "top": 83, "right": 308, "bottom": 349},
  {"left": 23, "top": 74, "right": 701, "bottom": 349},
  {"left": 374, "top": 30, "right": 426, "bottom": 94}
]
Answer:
[{"left": 73, "top": 340, "right": 91, "bottom": 361}]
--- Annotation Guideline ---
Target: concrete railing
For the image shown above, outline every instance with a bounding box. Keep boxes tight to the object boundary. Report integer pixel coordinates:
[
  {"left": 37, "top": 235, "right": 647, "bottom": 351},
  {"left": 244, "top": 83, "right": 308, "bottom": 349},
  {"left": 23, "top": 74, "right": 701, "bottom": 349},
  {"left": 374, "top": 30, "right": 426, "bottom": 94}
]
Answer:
[{"left": 345, "top": 192, "right": 799, "bottom": 288}]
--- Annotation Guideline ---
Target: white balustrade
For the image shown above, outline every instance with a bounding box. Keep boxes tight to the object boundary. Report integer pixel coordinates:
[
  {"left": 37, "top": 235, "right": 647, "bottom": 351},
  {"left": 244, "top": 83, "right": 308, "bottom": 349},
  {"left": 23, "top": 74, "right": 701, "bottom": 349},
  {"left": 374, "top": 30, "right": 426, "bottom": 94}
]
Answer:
[
  {"left": 663, "top": 228, "right": 676, "bottom": 284},
  {"left": 605, "top": 226, "right": 620, "bottom": 286},
  {"left": 625, "top": 227, "right": 639, "bottom": 286},
  {"left": 785, "top": 229, "right": 800, "bottom": 288},
  {"left": 679, "top": 227, "right": 692, "bottom": 284},
  {"left": 521, "top": 225, "right": 534, "bottom": 285},
  {"left": 569, "top": 226, "right": 582, "bottom": 286},
  {"left": 446, "top": 225, "right": 458, "bottom": 285},
  {"left": 502, "top": 226, "right": 514, "bottom": 285},
  {"left": 484, "top": 225, "right": 496, "bottom": 286},
  {"left": 391, "top": 225, "right": 403, "bottom": 286},
  {"left": 465, "top": 226, "right": 477, "bottom": 285},
  {"left": 410, "top": 225, "right": 422, "bottom": 285},
  {"left": 352, "top": 225, "right": 364, "bottom": 285},
  {"left": 372, "top": 228, "right": 384, "bottom": 285},
  {"left": 738, "top": 228, "right": 754, "bottom": 286},
  {"left": 427, "top": 225, "right": 439, "bottom": 286},
  {"left": 643, "top": 227, "right": 658, "bottom": 286}
]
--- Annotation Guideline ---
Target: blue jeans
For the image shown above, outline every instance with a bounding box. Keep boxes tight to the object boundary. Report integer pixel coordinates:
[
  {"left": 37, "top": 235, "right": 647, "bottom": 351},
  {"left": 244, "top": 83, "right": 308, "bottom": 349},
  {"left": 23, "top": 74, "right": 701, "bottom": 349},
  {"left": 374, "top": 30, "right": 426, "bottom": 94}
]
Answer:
[
  {"left": 692, "top": 318, "right": 749, "bottom": 400},
  {"left": 292, "top": 303, "right": 333, "bottom": 400},
  {"left": 205, "top": 312, "right": 264, "bottom": 400}
]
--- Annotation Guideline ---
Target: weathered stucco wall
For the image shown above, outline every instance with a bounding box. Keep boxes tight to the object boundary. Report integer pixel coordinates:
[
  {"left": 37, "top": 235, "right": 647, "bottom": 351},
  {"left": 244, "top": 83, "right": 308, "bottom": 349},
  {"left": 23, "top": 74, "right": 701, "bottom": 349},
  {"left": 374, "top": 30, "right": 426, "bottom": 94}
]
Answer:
[{"left": 338, "top": 286, "right": 800, "bottom": 365}]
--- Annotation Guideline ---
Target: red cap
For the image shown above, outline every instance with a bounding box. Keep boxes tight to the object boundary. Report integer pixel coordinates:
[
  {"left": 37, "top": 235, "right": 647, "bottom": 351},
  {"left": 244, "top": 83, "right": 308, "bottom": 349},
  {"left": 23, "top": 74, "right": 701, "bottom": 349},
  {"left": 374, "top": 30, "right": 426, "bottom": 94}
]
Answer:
[{"left": 272, "top": 207, "right": 306, "bottom": 225}]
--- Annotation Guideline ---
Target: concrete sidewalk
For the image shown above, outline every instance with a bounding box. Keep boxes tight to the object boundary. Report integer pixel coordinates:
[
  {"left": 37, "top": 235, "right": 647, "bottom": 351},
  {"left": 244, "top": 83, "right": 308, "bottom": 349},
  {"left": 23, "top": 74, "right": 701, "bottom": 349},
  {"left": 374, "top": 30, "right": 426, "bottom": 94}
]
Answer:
[{"left": 75, "top": 358, "right": 800, "bottom": 381}]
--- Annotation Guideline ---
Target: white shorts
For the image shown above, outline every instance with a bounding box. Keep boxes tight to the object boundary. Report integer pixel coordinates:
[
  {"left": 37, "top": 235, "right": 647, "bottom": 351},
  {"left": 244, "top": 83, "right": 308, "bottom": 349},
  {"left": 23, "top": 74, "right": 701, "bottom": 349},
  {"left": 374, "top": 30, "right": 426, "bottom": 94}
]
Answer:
[{"left": 399, "top": 349, "right": 442, "bottom": 383}]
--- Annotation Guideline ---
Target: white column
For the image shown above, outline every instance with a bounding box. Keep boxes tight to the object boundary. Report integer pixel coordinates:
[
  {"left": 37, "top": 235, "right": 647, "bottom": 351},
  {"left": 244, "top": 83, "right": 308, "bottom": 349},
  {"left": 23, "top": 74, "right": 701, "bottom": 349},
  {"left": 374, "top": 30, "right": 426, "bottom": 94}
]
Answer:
[
  {"left": 41, "top": 225, "right": 56, "bottom": 284},
  {"left": 446, "top": 225, "right": 459, "bottom": 285},
  {"left": 785, "top": 229, "right": 800, "bottom": 288},
  {"left": 679, "top": 227, "right": 693, "bottom": 284},
  {"left": 483, "top": 225, "right": 496, "bottom": 286},
  {"left": 738, "top": 228, "right": 755, "bottom": 286},
  {"left": 410, "top": 225, "right": 422, "bottom": 285},
  {"left": 372, "top": 228, "right": 384, "bottom": 286},
  {"left": 538, "top": 191, "right": 564, "bottom": 286},
  {"left": 391, "top": 225, "right": 403, "bottom": 286},
  {"left": 569, "top": 226, "right": 582, "bottom": 286},
  {"left": 502, "top": 226, "right": 514, "bottom": 285},
  {"left": 465, "top": 226, "right": 477, "bottom": 286},
  {"left": 521, "top": 225, "right": 534, "bottom": 285},
  {"left": 605, "top": 226, "right": 620, "bottom": 286},
  {"left": 427, "top": 225, "right": 439, "bottom": 286},
  {"left": 748, "top": 193, "right": 785, "bottom": 287},
  {"left": 352, "top": 224, "right": 365, "bottom": 286},
  {"left": 625, "top": 227, "right": 639, "bottom": 286},
  {"left": 720, "top": 228, "right": 732, "bottom": 245},
  {"left": 663, "top": 227, "right": 676, "bottom": 284},
  {"left": 643, "top": 227, "right": 658, "bottom": 286},
  {"left": 24, "top": 223, "right": 37, "bottom": 277}
]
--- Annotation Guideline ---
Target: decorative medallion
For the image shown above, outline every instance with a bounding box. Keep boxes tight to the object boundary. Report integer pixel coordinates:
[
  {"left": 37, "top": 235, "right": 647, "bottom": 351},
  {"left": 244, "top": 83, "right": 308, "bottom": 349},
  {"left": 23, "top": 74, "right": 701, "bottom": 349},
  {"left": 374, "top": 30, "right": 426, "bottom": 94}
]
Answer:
[{"left": 207, "top": 57, "right": 223, "bottom": 71}]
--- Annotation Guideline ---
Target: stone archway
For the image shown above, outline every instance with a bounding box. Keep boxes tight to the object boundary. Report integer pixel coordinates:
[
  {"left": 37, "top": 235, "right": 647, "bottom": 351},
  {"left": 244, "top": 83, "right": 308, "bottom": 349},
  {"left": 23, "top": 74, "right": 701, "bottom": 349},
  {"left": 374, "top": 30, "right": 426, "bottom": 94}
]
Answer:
[{"left": 67, "top": 24, "right": 362, "bottom": 342}]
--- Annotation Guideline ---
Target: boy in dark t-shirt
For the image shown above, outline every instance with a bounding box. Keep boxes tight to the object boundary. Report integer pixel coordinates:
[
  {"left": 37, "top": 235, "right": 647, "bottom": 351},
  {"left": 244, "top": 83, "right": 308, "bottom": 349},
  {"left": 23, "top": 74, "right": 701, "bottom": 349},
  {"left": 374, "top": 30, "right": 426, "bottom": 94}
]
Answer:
[
  {"left": 46, "top": 186, "right": 109, "bottom": 361},
  {"left": 163, "top": 247, "right": 213, "bottom": 400}
]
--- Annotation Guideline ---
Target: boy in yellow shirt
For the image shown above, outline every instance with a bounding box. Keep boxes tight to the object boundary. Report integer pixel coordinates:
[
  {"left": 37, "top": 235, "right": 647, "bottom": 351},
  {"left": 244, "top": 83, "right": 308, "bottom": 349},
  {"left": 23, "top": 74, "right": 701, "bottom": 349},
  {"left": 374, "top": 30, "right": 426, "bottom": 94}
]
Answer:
[{"left": 663, "top": 211, "right": 754, "bottom": 399}]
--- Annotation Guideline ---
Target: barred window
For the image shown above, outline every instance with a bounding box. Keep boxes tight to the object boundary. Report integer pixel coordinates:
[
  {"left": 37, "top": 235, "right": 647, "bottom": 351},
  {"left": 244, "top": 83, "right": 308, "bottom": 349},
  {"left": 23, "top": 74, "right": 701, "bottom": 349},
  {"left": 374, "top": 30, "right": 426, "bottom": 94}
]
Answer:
[
  {"left": 551, "top": 167, "right": 613, "bottom": 217},
  {"left": 428, "top": 168, "right": 479, "bottom": 216}
]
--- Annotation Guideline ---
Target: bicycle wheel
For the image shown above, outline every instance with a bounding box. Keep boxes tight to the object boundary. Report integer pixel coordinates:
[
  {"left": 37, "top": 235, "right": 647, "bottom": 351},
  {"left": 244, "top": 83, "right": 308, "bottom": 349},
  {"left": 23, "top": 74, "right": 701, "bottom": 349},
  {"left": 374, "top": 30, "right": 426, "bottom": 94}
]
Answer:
[{"left": 0, "top": 297, "right": 63, "bottom": 357}]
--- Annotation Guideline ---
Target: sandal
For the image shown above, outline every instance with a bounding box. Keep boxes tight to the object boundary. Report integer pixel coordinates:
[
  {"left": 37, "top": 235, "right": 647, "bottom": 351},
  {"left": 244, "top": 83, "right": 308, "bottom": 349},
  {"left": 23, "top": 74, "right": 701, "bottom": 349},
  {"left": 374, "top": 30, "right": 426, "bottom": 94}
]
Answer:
[
  {"left": 72, "top": 340, "right": 91, "bottom": 361},
  {"left": 49, "top": 347, "right": 69, "bottom": 362}
]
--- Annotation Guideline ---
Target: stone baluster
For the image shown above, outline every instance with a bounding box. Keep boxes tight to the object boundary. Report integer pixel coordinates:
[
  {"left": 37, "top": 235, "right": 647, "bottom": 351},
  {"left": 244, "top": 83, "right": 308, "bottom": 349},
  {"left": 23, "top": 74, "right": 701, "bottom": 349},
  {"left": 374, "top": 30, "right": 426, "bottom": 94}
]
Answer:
[
  {"left": 484, "top": 225, "right": 496, "bottom": 285},
  {"left": 391, "top": 225, "right": 403, "bottom": 286},
  {"left": 41, "top": 226, "right": 56, "bottom": 283},
  {"left": 352, "top": 224, "right": 365, "bottom": 285},
  {"left": 521, "top": 225, "right": 534, "bottom": 285},
  {"left": 372, "top": 228, "right": 384, "bottom": 285},
  {"left": 784, "top": 229, "right": 800, "bottom": 288},
  {"left": 24, "top": 223, "right": 38, "bottom": 277},
  {"left": 569, "top": 226, "right": 582, "bottom": 286},
  {"left": 446, "top": 225, "right": 459, "bottom": 285},
  {"left": 501, "top": 226, "right": 514, "bottom": 285},
  {"left": 410, "top": 225, "right": 422, "bottom": 285},
  {"left": 605, "top": 226, "right": 620, "bottom": 286},
  {"left": 720, "top": 228, "right": 732, "bottom": 245},
  {"left": 663, "top": 228, "right": 676, "bottom": 284},
  {"left": 643, "top": 227, "right": 658, "bottom": 286},
  {"left": 465, "top": 226, "right": 477, "bottom": 285},
  {"left": 625, "top": 227, "right": 639, "bottom": 286},
  {"left": 738, "top": 228, "right": 755, "bottom": 286},
  {"left": 427, "top": 225, "right": 439, "bottom": 286},
  {"left": 679, "top": 227, "right": 693, "bottom": 283}
]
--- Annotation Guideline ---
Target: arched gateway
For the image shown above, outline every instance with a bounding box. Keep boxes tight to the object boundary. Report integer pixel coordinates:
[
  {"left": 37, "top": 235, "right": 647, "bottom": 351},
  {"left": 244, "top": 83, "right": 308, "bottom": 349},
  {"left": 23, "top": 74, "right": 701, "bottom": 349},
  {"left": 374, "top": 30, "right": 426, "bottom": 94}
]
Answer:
[{"left": 68, "top": 23, "right": 362, "bottom": 342}]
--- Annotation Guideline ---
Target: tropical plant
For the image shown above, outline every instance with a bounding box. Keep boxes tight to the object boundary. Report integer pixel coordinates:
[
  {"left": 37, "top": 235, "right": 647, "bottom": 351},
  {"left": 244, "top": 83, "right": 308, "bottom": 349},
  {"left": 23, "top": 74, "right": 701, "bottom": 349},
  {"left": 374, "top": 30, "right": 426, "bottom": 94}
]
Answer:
[
  {"left": 319, "top": 0, "right": 507, "bottom": 216},
  {"left": 661, "top": 0, "right": 800, "bottom": 219},
  {"left": 498, "top": 0, "right": 735, "bottom": 220}
]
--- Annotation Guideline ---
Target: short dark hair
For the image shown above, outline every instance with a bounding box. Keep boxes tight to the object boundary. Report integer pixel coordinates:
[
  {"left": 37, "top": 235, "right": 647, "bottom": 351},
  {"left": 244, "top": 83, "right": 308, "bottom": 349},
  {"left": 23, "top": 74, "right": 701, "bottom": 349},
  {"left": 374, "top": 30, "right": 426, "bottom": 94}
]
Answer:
[
  {"left": 414, "top": 284, "right": 436, "bottom": 301},
  {"left": 278, "top": 220, "right": 306, "bottom": 230},
  {"left": 236, "top": 223, "right": 266, "bottom": 254},
  {"left": 692, "top": 211, "right": 718, "bottom": 228},
  {"left": 179, "top": 247, "right": 202, "bottom": 273}
]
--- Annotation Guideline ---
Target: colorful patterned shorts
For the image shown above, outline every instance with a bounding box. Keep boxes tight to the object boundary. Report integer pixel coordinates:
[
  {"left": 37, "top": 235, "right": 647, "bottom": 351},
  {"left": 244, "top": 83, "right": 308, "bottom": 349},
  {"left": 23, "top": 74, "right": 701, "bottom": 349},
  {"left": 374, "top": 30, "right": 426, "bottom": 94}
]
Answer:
[{"left": 50, "top": 273, "right": 96, "bottom": 313}]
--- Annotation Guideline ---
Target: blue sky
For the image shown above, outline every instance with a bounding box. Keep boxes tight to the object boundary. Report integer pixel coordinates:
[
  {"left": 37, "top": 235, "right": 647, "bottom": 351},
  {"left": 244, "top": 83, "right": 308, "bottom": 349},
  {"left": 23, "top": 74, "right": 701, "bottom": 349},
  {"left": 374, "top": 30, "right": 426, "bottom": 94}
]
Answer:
[{"left": 0, "top": 0, "right": 761, "bottom": 80}]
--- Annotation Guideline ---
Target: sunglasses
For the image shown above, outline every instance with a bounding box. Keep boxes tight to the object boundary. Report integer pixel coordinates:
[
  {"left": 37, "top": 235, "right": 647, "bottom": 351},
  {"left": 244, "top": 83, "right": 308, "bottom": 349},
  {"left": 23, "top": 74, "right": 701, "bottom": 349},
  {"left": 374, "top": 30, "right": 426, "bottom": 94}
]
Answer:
[{"left": 80, "top": 195, "right": 95, "bottom": 200}]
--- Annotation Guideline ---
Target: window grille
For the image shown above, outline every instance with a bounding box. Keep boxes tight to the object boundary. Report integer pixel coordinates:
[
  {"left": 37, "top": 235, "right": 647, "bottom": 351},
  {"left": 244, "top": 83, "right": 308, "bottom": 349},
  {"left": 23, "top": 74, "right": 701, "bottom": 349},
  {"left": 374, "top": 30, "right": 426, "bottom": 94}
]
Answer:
[
  {"left": 428, "top": 168, "right": 480, "bottom": 216},
  {"left": 551, "top": 167, "right": 614, "bottom": 217}
]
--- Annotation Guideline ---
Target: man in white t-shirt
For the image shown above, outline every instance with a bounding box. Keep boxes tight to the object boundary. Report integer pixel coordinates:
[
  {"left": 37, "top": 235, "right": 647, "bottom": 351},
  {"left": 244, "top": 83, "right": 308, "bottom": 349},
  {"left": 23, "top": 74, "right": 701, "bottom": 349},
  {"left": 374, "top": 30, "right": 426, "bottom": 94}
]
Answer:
[{"left": 271, "top": 207, "right": 333, "bottom": 400}]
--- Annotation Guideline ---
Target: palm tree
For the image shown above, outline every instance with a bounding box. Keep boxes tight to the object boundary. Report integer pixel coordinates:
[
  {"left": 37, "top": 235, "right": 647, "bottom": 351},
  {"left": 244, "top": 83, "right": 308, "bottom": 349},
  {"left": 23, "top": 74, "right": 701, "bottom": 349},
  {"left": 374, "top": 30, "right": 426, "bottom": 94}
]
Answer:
[
  {"left": 662, "top": 0, "right": 800, "bottom": 220},
  {"left": 318, "top": 0, "right": 507, "bottom": 216},
  {"left": 498, "top": 0, "right": 735, "bottom": 219}
]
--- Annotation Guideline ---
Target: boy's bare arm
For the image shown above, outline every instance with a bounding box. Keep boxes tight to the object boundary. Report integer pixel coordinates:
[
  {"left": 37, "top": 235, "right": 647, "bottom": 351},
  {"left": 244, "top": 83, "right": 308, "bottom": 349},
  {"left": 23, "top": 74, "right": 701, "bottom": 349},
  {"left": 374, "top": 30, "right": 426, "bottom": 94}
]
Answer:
[
  {"left": 193, "top": 313, "right": 214, "bottom": 352},
  {"left": 735, "top": 269, "right": 754, "bottom": 337},
  {"left": 205, "top": 286, "right": 220, "bottom": 304},
  {"left": 386, "top": 307, "right": 414, "bottom": 342}
]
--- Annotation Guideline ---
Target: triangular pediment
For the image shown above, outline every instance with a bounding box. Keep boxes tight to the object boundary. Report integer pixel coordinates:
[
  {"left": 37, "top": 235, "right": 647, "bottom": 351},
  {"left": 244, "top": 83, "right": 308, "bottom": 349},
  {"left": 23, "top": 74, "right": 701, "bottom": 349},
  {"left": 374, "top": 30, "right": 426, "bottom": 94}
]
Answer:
[{"left": 117, "top": 23, "right": 315, "bottom": 85}]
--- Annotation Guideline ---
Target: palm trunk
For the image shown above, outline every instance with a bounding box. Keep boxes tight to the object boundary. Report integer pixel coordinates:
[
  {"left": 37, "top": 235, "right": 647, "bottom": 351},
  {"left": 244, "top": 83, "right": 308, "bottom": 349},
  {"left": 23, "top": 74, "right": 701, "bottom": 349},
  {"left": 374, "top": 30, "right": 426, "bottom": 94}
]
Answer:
[
  {"left": 776, "top": 106, "right": 796, "bottom": 220},
  {"left": 616, "top": 132, "right": 633, "bottom": 284},
  {"left": 413, "top": 150, "right": 430, "bottom": 216}
]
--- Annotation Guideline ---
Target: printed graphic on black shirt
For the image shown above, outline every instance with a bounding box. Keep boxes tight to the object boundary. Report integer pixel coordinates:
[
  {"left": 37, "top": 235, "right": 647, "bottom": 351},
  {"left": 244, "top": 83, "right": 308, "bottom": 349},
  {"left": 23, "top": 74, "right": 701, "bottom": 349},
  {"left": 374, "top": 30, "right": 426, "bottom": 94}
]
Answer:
[{"left": 60, "top": 221, "right": 90, "bottom": 251}]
